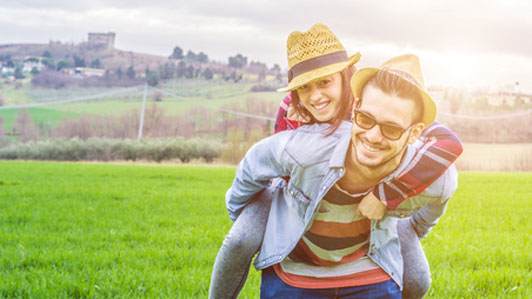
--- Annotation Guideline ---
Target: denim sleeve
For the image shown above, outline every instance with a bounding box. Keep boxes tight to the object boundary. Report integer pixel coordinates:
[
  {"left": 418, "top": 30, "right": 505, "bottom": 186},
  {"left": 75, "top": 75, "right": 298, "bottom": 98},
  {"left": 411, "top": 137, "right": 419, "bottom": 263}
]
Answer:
[
  {"left": 225, "top": 132, "right": 291, "bottom": 222},
  {"left": 409, "top": 164, "right": 459, "bottom": 239}
]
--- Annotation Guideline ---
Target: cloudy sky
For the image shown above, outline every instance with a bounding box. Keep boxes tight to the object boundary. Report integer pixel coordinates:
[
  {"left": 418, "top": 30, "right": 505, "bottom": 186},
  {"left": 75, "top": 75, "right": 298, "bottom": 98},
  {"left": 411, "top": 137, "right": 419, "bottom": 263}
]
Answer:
[{"left": 1, "top": 0, "right": 531, "bottom": 92}]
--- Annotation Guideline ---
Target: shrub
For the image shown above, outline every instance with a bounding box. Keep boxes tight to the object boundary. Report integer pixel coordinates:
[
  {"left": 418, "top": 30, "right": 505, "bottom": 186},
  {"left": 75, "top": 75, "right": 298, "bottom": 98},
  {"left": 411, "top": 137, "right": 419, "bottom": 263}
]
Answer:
[{"left": 0, "top": 137, "right": 223, "bottom": 163}]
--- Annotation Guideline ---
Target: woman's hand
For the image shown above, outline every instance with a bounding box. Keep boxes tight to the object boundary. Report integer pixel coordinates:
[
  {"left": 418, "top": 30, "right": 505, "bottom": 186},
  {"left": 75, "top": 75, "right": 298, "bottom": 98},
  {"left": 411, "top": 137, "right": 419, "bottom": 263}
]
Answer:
[
  {"left": 286, "top": 104, "right": 311, "bottom": 123},
  {"left": 356, "top": 192, "right": 386, "bottom": 220}
]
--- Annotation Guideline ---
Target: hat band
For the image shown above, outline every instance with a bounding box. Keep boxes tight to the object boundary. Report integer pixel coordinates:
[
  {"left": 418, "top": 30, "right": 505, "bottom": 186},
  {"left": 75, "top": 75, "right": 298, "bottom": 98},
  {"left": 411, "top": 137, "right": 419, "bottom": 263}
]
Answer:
[
  {"left": 385, "top": 69, "right": 423, "bottom": 89},
  {"left": 287, "top": 51, "right": 349, "bottom": 82}
]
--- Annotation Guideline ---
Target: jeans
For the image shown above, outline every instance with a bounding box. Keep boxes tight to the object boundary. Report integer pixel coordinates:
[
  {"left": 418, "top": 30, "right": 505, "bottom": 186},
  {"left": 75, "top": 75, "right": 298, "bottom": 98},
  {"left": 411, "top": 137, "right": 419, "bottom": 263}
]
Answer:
[
  {"left": 260, "top": 266, "right": 401, "bottom": 299},
  {"left": 209, "top": 188, "right": 430, "bottom": 299}
]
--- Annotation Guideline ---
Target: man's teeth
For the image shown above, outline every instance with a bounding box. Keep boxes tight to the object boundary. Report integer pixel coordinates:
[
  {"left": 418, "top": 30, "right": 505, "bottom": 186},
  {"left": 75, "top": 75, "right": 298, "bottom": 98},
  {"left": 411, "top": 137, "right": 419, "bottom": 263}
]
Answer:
[
  {"left": 362, "top": 141, "right": 381, "bottom": 152},
  {"left": 314, "top": 102, "right": 328, "bottom": 109}
]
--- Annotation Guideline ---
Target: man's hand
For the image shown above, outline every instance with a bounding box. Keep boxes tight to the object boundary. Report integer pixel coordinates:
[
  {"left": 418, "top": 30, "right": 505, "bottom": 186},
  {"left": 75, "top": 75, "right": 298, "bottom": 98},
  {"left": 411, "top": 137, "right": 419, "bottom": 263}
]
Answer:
[
  {"left": 286, "top": 104, "right": 311, "bottom": 123},
  {"left": 356, "top": 192, "right": 387, "bottom": 220}
]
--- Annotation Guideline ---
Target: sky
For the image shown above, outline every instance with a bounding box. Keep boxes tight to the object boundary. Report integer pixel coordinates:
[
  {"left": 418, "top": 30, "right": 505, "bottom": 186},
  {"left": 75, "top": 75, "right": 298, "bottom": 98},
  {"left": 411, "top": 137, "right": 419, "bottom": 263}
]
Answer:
[{"left": 1, "top": 0, "right": 531, "bottom": 92}]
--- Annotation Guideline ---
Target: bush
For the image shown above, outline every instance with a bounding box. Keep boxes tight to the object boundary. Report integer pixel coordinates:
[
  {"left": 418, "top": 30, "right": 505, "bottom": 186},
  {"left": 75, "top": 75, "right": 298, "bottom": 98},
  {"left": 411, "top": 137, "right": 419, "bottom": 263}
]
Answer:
[{"left": 0, "top": 137, "right": 223, "bottom": 163}]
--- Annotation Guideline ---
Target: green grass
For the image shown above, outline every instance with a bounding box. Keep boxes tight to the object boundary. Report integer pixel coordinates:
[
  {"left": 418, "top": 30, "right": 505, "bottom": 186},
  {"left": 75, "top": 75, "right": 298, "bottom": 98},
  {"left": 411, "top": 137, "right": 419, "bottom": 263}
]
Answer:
[
  {"left": 0, "top": 162, "right": 530, "bottom": 298},
  {"left": 0, "top": 107, "right": 80, "bottom": 131},
  {"left": 49, "top": 91, "right": 281, "bottom": 116}
]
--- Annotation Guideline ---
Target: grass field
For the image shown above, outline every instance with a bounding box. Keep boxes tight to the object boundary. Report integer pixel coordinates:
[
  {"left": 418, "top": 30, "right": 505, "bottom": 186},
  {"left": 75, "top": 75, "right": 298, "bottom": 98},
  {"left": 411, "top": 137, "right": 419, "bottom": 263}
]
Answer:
[{"left": 0, "top": 161, "right": 531, "bottom": 298}]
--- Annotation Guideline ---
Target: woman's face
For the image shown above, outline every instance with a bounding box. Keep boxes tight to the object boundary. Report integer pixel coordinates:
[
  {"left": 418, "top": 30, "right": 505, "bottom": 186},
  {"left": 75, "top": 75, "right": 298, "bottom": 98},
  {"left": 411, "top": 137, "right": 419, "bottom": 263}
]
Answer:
[{"left": 295, "top": 72, "right": 343, "bottom": 122}]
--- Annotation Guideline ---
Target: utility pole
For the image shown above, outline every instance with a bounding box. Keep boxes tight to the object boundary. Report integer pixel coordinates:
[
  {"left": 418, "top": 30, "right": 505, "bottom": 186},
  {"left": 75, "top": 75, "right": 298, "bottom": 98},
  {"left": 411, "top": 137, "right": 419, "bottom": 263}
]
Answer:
[{"left": 137, "top": 83, "right": 148, "bottom": 140}]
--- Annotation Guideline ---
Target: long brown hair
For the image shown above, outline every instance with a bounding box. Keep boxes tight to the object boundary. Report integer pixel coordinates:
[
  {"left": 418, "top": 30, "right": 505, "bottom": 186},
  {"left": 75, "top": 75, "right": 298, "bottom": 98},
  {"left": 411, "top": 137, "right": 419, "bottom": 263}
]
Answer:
[{"left": 290, "top": 65, "right": 356, "bottom": 135}]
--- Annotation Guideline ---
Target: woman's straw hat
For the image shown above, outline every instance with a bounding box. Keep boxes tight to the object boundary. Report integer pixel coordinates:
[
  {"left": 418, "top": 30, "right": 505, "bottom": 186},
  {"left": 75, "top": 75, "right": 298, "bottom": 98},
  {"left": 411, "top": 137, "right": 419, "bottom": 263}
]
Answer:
[
  {"left": 350, "top": 54, "right": 437, "bottom": 126},
  {"left": 278, "top": 24, "right": 361, "bottom": 92}
]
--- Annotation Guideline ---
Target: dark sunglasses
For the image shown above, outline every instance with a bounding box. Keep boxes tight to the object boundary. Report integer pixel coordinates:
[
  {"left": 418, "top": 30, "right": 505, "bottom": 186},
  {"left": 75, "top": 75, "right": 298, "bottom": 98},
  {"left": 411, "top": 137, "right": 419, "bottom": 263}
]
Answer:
[{"left": 353, "top": 108, "right": 414, "bottom": 140}]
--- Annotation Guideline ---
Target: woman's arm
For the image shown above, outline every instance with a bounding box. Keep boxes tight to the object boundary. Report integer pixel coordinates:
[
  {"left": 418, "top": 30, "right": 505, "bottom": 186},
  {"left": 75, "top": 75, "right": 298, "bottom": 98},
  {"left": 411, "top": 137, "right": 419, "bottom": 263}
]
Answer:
[
  {"left": 273, "top": 93, "right": 303, "bottom": 134},
  {"left": 226, "top": 132, "right": 292, "bottom": 222}
]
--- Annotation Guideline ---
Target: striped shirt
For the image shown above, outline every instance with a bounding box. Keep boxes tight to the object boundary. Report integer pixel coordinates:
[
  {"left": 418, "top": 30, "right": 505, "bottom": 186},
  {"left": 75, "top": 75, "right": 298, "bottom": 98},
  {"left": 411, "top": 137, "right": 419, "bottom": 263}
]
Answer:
[
  {"left": 273, "top": 184, "right": 390, "bottom": 288},
  {"left": 273, "top": 94, "right": 463, "bottom": 210}
]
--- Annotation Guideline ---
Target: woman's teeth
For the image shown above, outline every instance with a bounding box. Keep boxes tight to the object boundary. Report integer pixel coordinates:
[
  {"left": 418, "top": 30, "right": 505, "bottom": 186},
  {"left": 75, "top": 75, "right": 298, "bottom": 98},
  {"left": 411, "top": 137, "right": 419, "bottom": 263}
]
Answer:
[{"left": 313, "top": 102, "right": 329, "bottom": 110}]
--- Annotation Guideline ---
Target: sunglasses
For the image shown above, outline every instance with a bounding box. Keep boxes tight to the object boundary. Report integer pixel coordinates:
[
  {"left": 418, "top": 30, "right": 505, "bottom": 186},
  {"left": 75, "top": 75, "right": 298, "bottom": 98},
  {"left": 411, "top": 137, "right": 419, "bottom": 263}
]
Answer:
[{"left": 353, "top": 108, "right": 414, "bottom": 140}]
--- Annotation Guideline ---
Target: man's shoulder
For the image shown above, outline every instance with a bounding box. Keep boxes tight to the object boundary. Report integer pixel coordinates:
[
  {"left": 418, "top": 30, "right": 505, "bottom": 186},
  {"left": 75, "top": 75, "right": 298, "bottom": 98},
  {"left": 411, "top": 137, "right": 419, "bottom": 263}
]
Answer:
[{"left": 420, "top": 164, "right": 459, "bottom": 199}]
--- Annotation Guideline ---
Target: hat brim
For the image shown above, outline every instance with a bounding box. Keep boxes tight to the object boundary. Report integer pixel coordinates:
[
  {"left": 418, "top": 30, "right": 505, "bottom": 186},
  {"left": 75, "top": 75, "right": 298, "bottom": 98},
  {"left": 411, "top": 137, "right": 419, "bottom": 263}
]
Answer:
[
  {"left": 350, "top": 68, "right": 437, "bottom": 127},
  {"left": 277, "top": 53, "right": 361, "bottom": 93}
]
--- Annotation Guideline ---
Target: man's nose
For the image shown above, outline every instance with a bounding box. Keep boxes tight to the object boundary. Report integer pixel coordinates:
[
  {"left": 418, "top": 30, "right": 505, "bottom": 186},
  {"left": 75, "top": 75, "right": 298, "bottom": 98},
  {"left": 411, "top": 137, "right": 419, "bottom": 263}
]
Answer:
[{"left": 364, "top": 125, "right": 383, "bottom": 143}]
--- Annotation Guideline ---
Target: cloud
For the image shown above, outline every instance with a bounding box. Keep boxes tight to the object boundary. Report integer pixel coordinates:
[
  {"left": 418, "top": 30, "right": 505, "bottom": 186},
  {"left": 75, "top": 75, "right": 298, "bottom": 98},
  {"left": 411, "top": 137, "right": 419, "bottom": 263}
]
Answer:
[{"left": 1, "top": 0, "right": 531, "bottom": 90}]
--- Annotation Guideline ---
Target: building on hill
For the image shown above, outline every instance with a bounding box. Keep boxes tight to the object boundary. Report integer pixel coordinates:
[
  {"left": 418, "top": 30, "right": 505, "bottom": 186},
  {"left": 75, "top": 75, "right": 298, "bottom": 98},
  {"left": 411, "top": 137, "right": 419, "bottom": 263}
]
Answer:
[
  {"left": 88, "top": 32, "right": 115, "bottom": 49},
  {"left": 23, "top": 56, "right": 45, "bottom": 73}
]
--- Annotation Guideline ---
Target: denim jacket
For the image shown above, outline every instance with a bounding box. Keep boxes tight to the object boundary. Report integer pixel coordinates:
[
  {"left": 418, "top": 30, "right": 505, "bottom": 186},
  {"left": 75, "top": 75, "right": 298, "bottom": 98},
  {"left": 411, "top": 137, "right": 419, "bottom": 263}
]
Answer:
[{"left": 225, "top": 121, "right": 458, "bottom": 289}]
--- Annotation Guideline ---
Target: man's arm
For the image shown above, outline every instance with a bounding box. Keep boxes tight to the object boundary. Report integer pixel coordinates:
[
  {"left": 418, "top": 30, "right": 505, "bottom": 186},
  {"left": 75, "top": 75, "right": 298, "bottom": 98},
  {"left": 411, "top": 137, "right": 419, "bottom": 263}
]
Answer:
[
  {"left": 226, "top": 133, "right": 291, "bottom": 222},
  {"left": 409, "top": 164, "right": 458, "bottom": 239},
  {"left": 357, "top": 122, "right": 462, "bottom": 219}
]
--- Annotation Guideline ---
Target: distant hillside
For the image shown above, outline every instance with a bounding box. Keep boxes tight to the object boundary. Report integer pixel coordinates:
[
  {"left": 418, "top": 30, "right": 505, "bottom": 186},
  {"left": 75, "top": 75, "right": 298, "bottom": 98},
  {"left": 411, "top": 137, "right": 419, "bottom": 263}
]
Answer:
[{"left": 0, "top": 42, "right": 171, "bottom": 73}]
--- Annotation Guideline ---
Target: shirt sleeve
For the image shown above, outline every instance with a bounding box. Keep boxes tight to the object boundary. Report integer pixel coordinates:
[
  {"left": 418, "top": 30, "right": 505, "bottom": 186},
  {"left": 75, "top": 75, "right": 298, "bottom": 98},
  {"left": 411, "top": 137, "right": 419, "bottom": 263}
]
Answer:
[
  {"left": 373, "top": 121, "right": 463, "bottom": 210},
  {"left": 226, "top": 132, "right": 291, "bottom": 222},
  {"left": 273, "top": 93, "right": 302, "bottom": 134}
]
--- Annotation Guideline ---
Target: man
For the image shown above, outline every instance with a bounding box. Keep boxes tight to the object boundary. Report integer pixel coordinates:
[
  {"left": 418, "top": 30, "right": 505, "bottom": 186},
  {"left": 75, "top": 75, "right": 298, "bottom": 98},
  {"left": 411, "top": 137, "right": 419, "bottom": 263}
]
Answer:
[{"left": 226, "top": 54, "right": 458, "bottom": 298}]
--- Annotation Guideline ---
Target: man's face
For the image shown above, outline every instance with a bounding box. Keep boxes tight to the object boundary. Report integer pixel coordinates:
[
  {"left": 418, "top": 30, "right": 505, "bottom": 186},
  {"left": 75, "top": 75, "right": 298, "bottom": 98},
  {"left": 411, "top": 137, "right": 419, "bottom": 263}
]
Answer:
[{"left": 350, "top": 84, "right": 423, "bottom": 169}]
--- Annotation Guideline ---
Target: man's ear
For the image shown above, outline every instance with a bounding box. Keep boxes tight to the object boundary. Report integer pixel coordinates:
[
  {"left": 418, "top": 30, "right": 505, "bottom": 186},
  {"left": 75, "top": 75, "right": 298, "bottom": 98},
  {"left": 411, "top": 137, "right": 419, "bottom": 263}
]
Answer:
[{"left": 407, "top": 123, "right": 426, "bottom": 144}]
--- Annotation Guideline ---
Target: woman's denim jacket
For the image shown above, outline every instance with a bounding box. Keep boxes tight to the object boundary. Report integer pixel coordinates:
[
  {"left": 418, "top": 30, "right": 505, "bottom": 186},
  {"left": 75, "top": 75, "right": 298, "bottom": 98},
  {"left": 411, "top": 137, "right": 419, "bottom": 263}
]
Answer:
[{"left": 226, "top": 121, "right": 458, "bottom": 289}]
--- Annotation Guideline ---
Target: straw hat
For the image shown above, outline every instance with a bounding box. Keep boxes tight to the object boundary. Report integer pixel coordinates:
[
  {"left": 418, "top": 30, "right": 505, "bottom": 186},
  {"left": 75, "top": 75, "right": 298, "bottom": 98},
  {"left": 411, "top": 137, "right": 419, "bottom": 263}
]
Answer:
[
  {"left": 278, "top": 24, "right": 361, "bottom": 92},
  {"left": 350, "top": 54, "right": 437, "bottom": 126}
]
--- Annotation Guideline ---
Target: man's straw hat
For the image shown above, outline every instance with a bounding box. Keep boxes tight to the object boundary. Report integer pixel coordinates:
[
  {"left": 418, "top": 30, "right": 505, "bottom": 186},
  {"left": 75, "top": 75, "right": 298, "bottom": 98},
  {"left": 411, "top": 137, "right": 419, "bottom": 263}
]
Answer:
[
  {"left": 350, "top": 54, "right": 437, "bottom": 126},
  {"left": 278, "top": 24, "right": 361, "bottom": 92}
]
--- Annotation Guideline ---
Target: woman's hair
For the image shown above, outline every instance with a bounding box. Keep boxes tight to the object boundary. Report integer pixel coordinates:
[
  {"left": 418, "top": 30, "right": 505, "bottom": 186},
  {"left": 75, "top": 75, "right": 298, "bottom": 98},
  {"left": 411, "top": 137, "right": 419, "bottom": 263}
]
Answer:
[
  {"left": 363, "top": 70, "right": 424, "bottom": 123},
  {"left": 290, "top": 65, "right": 356, "bottom": 135}
]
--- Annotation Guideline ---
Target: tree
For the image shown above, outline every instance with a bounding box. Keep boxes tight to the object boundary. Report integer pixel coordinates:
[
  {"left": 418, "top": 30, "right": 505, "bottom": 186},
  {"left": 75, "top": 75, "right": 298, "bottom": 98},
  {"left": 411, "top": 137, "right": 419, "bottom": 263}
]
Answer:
[
  {"left": 158, "top": 63, "right": 174, "bottom": 80},
  {"left": 126, "top": 65, "right": 136, "bottom": 79},
  {"left": 13, "top": 110, "right": 40, "bottom": 142},
  {"left": 228, "top": 54, "right": 247, "bottom": 69},
  {"left": 186, "top": 50, "right": 197, "bottom": 61},
  {"left": 184, "top": 65, "right": 195, "bottom": 79},
  {"left": 176, "top": 61, "right": 186, "bottom": 78},
  {"left": 56, "top": 60, "right": 71, "bottom": 71},
  {"left": 116, "top": 67, "right": 123, "bottom": 79},
  {"left": 14, "top": 66, "right": 24, "bottom": 79},
  {"left": 203, "top": 68, "right": 214, "bottom": 80},
  {"left": 170, "top": 46, "right": 184, "bottom": 59},
  {"left": 271, "top": 63, "right": 281, "bottom": 74},
  {"left": 146, "top": 71, "right": 160, "bottom": 86},
  {"left": 91, "top": 59, "right": 101, "bottom": 68},
  {"left": 42, "top": 50, "right": 52, "bottom": 58},
  {"left": 30, "top": 67, "right": 40, "bottom": 75},
  {"left": 73, "top": 55, "right": 86, "bottom": 67},
  {"left": 41, "top": 58, "right": 55, "bottom": 70},
  {"left": 197, "top": 52, "right": 209, "bottom": 63}
]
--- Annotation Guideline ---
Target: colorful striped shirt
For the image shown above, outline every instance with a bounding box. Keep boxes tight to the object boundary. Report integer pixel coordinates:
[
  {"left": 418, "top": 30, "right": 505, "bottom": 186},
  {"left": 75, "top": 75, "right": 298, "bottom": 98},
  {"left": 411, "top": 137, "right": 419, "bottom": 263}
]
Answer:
[
  {"left": 273, "top": 94, "right": 463, "bottom": 210},
  {"left": 273, "top": 184, "right": 390, "bottom": 288}
]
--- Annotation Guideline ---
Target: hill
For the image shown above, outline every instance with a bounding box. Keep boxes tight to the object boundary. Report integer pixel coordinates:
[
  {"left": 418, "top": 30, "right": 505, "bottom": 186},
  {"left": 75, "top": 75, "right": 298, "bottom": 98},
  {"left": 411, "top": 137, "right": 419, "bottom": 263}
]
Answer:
[{"left": 0, "top": 42, "right": 172, "bottom": 73}]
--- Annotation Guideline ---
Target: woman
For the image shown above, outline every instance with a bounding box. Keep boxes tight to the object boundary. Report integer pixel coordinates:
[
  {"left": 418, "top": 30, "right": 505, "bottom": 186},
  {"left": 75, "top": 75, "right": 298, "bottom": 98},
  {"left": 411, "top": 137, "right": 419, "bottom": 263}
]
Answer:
[{"left": 210, "top": 24, "right": 462, "bottom": 299}]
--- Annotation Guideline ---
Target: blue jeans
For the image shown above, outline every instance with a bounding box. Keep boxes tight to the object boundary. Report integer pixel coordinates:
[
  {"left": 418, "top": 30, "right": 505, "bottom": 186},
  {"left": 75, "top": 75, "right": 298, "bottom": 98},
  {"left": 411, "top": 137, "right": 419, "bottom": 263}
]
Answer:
[{"left": 260, "top": 266, "right": 401, "bottom": 299}]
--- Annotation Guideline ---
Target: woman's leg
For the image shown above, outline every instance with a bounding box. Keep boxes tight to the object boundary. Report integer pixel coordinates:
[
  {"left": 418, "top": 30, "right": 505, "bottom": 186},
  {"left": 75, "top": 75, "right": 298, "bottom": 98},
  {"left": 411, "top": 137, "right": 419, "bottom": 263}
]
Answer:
[
  {"left": 209, "top": 188, "right": 273, "bottom": 299},
  {"left": 398, "top": 218, "right": 431, "bottom": 299}
]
